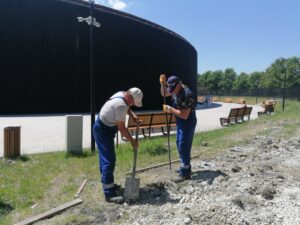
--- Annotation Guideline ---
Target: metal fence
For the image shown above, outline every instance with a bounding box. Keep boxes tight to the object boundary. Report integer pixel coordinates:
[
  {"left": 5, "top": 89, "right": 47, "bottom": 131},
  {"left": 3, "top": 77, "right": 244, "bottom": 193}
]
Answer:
[{"left": 197, "top": 86, "right": 300, "bottom": 101}]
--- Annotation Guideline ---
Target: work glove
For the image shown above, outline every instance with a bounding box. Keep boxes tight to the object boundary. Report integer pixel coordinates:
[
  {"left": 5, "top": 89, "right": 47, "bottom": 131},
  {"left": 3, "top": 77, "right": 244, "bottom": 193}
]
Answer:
[
  {"left": 159, "top": 74, "right": 166, "bottom": 85},
  {"left": 163, "top": 104, "right": 172, "bottom": 113}
]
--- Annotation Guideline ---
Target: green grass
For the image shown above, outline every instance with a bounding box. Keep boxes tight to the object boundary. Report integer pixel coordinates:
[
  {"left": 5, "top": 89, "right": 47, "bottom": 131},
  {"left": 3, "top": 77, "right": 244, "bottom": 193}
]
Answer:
[{"left": 1, "top": 99, "right": 299, "bottom": 224}]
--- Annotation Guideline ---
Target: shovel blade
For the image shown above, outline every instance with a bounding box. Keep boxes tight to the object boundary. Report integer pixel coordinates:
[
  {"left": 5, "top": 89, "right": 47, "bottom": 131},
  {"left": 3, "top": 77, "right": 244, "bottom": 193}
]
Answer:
[{"left": 124, "top": 176, "right": 140, "bottom": 200}]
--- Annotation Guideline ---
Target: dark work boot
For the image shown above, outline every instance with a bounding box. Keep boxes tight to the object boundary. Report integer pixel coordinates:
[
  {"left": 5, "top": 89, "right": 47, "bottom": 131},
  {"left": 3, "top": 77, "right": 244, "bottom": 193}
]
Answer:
[
  {"left": 172, "top": 174, "right": 191, "bottom": 183},
  {"left": 175, "top": 168, "right": 181, "bottom": 174},
  {"left": 173, "top": 166, "right": 192, "bottom": 183},
  {"left": 105, "top": 194, "right": 125, "bottom": 204},
  {"left": 114, "top": 183, "right": 121, "bottom": 190}
]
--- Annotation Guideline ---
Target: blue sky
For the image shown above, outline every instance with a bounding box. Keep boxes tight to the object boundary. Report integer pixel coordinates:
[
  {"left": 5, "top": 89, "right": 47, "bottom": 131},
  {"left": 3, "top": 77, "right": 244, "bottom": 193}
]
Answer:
[{"left": 94, "top": 0, "right": 300, "bottom": 75}]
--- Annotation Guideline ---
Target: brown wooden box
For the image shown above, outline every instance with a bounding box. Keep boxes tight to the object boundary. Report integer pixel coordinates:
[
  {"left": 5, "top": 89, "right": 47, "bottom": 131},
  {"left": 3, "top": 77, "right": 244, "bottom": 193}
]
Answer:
[{"left": 4, "top": 126, "right": 21, "bottom": 158}]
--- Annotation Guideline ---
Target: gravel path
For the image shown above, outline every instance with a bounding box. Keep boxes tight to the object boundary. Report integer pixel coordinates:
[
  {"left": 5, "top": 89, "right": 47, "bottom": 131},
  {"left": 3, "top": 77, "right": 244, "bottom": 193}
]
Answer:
[{"left": 62, "top": 122, "right": 299, "bottom": 225}]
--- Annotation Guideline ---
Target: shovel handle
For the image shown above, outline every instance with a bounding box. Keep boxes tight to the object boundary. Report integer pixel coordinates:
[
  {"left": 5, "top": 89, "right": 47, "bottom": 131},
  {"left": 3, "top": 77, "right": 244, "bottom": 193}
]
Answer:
[
  {"left": 162, "top": 80, "right": 172, "bottom": 171},
  {"left": 132, "top": 122, "right": 139, "bottom": 177},
  {"left": 162, "top": 82, "right": 167, "bottom": 105}
]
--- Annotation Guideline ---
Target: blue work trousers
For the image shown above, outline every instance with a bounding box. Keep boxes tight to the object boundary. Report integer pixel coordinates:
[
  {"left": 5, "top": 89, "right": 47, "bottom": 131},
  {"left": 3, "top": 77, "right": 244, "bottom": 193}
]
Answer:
[
  {"left": 93, "top": 117, "right": 118, "bottom": 196},
  {"left": 176, "top": 112, "right": 197, "bottom": 177}
]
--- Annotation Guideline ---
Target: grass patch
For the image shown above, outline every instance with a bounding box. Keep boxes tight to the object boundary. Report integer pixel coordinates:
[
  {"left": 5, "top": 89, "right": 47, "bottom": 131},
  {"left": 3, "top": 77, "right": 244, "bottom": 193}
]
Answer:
[{"left": 1, "top": 99, "right": 299, "bottom": 224}]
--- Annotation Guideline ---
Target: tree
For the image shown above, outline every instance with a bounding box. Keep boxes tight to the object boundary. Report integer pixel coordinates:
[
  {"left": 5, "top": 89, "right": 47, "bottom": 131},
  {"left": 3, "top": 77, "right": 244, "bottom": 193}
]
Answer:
[
  {"left": 286, "top": 56, "right": 300, "bottom": 87},
  {"left": 248, "top": 71, "right": 264, "bottom": 89},
  {"left": 207, "top": 70, "right": 224, "bottom": 94},
  {"left": 264, "top": 56, "right": 300, "bottom": 88},
  {"left": 219, "top": 68, "right": 236, "bottom": 93},
  {"left": 198, "top": 71, "right": 212, "bottom": 87},
  {"left": 233, "top": 72, "right": 249, "bottom": 90}
]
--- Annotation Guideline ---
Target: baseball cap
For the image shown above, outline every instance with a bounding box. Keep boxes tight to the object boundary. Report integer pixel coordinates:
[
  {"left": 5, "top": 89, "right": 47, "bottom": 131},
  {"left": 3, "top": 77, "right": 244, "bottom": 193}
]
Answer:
[
  {"left": 128, "top": 87, "right": 143, "bottom": 107},
  {"left": 167, "top": 76, "right": 181, "bottom": 93}
]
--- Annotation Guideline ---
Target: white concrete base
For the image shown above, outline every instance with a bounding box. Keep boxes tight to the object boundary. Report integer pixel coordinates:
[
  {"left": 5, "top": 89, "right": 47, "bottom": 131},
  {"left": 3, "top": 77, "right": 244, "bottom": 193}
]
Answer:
[{"left": 65, "top": 115, "right": 83, "bottom": 154}]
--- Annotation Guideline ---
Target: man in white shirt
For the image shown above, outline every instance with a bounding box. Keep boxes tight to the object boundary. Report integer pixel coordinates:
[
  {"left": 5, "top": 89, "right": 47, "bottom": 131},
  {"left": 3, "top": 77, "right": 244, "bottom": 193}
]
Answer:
[{"left": 93, "top": 87, "right": 143, "bottom": 204}]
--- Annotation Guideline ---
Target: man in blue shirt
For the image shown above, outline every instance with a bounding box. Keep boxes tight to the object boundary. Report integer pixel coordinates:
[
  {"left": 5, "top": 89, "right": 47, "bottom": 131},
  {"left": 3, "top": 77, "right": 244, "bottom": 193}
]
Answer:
[{"left": 160, "top": 75, "right": 197, "bottom": 182}]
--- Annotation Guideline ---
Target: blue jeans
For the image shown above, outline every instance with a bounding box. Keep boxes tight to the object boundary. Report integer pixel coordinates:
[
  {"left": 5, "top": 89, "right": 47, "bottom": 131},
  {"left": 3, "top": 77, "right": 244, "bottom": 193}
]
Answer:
[
  {"left": 176, "top": 112, "right": 197, "bottom": 177},
  {"left": 93, "top": 117, "right": 118, "bottom": 196}
]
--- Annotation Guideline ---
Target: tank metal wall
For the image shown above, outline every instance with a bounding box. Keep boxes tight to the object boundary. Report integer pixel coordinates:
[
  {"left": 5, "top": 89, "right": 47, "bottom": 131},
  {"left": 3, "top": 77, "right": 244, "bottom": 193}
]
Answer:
[{"left": 0, "top": 0, "right": 197, "bottom": 114}]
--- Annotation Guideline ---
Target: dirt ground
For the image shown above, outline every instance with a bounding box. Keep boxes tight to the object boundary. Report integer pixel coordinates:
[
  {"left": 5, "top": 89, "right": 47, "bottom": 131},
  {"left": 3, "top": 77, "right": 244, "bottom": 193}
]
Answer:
[{"left": 36, "top": 120, "right": 300, "bottom": 225}]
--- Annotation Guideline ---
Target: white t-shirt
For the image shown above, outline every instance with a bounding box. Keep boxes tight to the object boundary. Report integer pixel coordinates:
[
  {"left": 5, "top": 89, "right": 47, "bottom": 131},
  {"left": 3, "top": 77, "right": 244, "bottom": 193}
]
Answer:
[{"left": 99, "top": 91, "right": 128, "bottom": 127}]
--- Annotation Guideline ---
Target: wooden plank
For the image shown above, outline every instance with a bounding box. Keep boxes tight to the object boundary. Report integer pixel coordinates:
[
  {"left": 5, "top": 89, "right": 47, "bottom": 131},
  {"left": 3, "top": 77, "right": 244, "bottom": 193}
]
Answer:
[
  {"left": 15, "top": 198, "right": 83, "bottom": 225},
  {"left": 125, "top": 154, "right": 200, "bottom": 175},
  {"left": 76, "top": 179, "right": 87, "bottom": 195},
  {"left": 74, "top": 179, "right": 87, "bottom": 198}
]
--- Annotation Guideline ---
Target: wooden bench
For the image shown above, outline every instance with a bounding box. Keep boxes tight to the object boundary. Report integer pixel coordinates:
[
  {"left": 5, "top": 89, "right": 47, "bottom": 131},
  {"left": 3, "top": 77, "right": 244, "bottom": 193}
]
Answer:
[
  {"left": 124, "top": 112, "right": 176, "bottom": 139},
  {"left": 243, "top": 106, "right": 252, "bottom": 121},
  {"left": 236, "top": 97, "right": 246, "bottom": 104},
  {"left": 257, "top": 100, "right": 276, "bottom": 117},
  {"left": 268, "top": 100, "right": 276, "bottom": 113},
  {"left": 212, "top": 96, "right": 219, "bottom": 102},
  {"left": 220, "top": 108, "right": 239, "bottom": 126},
  {"left": 224, "top": 97, "right": 233, "bottom": 103},
  {"left": 220, "top": 106, "right": 253, "bottom": 126},
  {"left": 197, "top": 96, "right": 205, "bottom": 104},
  {"left": 236, "top": 106, "right": 246, "bottom": 123}
]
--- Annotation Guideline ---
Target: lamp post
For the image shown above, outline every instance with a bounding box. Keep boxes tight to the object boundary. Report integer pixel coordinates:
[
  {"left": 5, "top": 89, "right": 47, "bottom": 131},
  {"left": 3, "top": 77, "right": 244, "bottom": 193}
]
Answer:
[
  {"left": 282, "top": 64, "right": 287, "bottom": 112},
  {"left": 90, "top": 0, "right": 95, "bottom": 151},
  {"left": 77, "top": 1, "right": 101, "bottom": 152},
  {"left": 255, "top": 80, "right": 259, "bottom": 104}
]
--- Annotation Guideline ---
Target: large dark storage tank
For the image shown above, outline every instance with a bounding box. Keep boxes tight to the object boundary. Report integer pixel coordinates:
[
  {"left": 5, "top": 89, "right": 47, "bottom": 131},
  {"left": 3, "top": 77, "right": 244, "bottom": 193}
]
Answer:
[{"left": 0, "top": 0, "right": 197, "bottom": 114}]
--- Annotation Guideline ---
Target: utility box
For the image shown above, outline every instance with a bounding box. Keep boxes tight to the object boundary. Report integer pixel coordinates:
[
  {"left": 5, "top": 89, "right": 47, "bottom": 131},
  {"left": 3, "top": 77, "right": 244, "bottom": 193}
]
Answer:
[
  {"left": 4, "top": 126, "right": 21, "bottom": 158},
  {"left": 65, "top": 115, "right": 83, "bottom": 154}
]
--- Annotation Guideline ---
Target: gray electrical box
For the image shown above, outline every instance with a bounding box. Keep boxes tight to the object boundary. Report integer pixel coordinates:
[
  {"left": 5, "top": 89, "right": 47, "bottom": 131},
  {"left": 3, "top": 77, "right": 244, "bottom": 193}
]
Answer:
[{"left": 65, "top": 115, "right": 83, "bottom": 154}]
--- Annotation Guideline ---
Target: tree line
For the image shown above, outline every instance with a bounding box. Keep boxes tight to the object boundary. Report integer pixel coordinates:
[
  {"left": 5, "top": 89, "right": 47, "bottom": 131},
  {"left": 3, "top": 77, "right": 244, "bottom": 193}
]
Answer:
[{"left": 198, "top": 56, "right": 300, "bottom": 94}]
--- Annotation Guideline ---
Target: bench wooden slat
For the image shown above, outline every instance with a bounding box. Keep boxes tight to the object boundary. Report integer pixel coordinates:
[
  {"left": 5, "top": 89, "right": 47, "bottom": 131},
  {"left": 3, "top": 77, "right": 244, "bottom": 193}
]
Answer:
[
  {"left": 258, "top": 100, "right": 276, "bottom": 117},
  {"left": 243, "top": 107, "right": 252, "bottom": 121},
  {"left": 119, "top": 112, "right": 176, "bottom": 143},
  {"left": 220, "top": 108, "right": 239, "bottom": 126},
  {"left": 220, "top": 106, "right": 252, "bottom": 126}
]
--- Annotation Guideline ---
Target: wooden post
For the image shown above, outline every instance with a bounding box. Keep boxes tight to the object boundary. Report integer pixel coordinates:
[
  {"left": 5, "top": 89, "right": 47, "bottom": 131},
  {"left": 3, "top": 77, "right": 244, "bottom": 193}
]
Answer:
[{"left": 4, "top": 126, "right": 21, "bottom": 158}]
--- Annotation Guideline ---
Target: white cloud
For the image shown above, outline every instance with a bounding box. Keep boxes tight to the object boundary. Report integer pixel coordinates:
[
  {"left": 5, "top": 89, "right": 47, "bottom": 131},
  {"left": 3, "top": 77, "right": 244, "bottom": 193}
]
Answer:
[
  {"left": 95, "top": 0, "right": 106, "bottom": 5},
  {"left": 108, "top": 0, "right": 127, "bottom": 10},
  {"left": 92, "top": 0, "right": 128, "bottom": 11}
]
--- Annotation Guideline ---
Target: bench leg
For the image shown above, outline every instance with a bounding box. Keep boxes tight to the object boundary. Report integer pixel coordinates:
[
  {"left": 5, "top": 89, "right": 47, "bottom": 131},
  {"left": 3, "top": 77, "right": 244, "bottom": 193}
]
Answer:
[
  {"left": 220, "top": 118, "right": 229, "bottom": 126},
  {"left": 161, "top": 127, "right": 168, "bottom": 135},
  {"left": 142, "top": 128, "right": 148, "bottom": 138}
]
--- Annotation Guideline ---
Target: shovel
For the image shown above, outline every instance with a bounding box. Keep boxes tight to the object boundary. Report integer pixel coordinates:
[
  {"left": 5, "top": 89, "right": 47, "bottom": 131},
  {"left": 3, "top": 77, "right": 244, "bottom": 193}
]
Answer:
[
  {"left": 161, "top": 74, "right": 172, "bottom": 172},
  {"left": 124, "top": 122, "right": 140, "bottom": 200}
]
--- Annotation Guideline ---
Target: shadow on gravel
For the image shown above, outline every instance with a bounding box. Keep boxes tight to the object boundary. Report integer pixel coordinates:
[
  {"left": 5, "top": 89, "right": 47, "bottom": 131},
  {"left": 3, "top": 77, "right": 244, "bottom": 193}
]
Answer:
[
  {"left": 133, "top": 182, "right": 180, "bottom": 206},
  {"left": 192, "top": 170, "right": 228, "bottom": 185}
]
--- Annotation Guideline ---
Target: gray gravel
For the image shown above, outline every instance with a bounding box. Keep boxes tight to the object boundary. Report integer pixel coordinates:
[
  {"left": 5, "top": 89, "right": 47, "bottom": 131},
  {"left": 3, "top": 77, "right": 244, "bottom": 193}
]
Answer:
[{"left": 80, "top": 125, "right": 300, "bottom": 225}]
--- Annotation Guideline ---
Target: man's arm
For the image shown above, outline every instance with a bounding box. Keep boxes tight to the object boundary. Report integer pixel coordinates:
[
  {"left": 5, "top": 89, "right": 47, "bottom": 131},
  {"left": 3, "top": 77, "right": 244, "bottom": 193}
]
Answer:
[
  {"left": 170, "top": 107, "right": 191, "bottom": 120},
  {"left": 117, "top": 121, "right": 138, "bottom": 149},
  {"left": 160, "top": 84, "right": 172, "bottom": 97},
  {"left": 127, "top": 108, "right": 137, "bottom": 120}
]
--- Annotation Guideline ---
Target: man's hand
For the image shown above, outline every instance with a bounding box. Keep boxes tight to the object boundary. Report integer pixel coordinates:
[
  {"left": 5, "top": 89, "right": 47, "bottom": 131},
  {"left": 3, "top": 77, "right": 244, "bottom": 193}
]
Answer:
[
  {"left": 163, "top": 104, "right": 172, "bottom": 113},
  {"left": 159, "top": 74, "right": 166, "bottom": 85}
]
